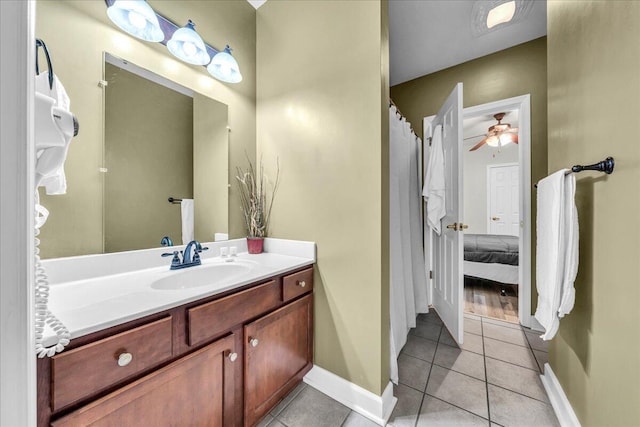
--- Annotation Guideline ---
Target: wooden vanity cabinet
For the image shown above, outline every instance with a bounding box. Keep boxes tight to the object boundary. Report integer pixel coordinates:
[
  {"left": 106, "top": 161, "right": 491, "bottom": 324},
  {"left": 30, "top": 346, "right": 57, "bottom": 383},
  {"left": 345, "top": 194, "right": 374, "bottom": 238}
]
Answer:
[
  {"left": 51, "top": 334, "right": 237, "bottom": 427},
  {"left": 38, "top": 265, "right": 314, "bottom": 427},
  {"left": 244, "top": 294, "right": 313, "bottom": 427}
]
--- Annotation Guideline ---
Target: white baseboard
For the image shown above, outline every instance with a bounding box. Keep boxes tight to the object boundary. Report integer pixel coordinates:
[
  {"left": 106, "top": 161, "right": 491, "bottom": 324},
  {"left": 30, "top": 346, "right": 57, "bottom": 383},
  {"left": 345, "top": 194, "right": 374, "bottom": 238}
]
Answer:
[
  {"left": 540, "top": 363, "right": 581, "bottom": 427},
  {"left": 304, "top": 365, "right": 397, "bottom": 426}
]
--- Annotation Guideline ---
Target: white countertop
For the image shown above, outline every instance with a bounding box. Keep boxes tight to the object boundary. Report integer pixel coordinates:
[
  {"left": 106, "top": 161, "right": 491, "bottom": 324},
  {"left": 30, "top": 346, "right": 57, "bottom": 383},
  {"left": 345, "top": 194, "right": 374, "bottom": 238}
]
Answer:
[{"left": 42, "top": 238, "right": 315, "bottom": 348}]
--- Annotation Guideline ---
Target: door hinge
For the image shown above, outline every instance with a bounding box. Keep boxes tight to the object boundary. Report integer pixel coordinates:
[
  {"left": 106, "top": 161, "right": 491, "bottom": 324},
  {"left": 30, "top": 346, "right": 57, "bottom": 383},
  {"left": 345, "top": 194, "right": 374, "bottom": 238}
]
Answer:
[{"left": 429, "top": 270, "right": 433, "bottom": 279}]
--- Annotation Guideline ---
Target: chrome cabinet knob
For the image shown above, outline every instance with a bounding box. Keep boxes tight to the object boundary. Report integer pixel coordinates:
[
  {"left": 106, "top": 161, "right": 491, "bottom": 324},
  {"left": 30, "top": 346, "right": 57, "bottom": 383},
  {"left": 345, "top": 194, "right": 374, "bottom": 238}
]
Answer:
[
  {"left": 249, "top": 338, "right": 259, "bottom": 348},
  {"left": 117, "top": 352, "right": 133, "bottom": 367},
  {"left": 228, "top": 352, "right": 238, "bottom": 362},
  {"left": 298, "top": 280, "right": 306, "bottom": 288}
]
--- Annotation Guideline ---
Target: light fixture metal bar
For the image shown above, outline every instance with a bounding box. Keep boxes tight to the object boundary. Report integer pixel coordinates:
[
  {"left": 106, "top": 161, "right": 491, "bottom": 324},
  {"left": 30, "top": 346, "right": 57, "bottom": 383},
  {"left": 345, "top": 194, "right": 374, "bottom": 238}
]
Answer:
[{"left": 104, "top": 0, "right": 221, "bottom": 64}]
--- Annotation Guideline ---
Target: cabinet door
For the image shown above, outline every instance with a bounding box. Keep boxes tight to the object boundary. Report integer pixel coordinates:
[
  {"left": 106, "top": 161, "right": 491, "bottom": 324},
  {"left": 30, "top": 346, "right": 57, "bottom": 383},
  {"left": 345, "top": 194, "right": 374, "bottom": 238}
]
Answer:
[
  {"left": 244, "top": 295, "right": 313, "bottom": 427},
  {"left": 52, "top": 334, "right": 238, "bottom": 427}
]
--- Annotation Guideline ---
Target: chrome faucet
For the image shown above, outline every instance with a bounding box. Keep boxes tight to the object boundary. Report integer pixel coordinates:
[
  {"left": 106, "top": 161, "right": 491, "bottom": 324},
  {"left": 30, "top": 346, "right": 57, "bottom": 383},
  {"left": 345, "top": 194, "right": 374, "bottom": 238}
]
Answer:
[{"left": 162, "top": 240, "right": 208, "bottom": 270}]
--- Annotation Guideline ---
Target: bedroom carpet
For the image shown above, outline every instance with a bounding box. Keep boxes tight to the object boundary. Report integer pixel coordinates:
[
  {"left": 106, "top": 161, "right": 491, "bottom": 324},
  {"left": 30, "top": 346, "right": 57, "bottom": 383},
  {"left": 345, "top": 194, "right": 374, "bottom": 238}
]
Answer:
[{"left": 258, "top": 312, "right": 554, "bottom": 427}]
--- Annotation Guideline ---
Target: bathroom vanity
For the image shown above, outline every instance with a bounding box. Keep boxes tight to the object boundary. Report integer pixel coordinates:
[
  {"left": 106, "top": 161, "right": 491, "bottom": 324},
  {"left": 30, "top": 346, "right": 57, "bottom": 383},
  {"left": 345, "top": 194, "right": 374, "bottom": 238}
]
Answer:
[{"left": 37, "top": 239, "right": 315, "bottom": 427}]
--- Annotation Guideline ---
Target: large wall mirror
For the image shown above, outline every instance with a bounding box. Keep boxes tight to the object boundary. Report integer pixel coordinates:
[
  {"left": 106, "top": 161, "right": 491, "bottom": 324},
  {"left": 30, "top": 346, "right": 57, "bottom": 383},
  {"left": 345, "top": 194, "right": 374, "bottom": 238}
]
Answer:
[
  {"left": 102, "top": 54, "right": 229, "bottom": 253},
  {"left": 35, "top": 0, "right": 238, "bottom": 260}
]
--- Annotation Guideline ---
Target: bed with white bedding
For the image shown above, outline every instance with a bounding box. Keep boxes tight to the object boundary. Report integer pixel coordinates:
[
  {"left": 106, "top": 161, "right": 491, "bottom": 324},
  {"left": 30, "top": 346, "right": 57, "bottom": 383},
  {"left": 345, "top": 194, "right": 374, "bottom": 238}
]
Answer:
[{"left": 463, "top": 234, "right": 519, "bottom": 285}]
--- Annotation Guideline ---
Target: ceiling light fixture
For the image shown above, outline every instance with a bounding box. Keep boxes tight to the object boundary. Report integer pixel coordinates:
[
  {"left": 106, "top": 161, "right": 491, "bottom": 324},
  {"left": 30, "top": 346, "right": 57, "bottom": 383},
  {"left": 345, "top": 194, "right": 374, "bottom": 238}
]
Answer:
[
  {"left": 106, "top": 0, "right": 164, "bottom": 42},
  {"left": 167, "top": 20, "right": 211, "bottom": 66},
  {"left": 471, "top": 0, "right": 534, "bottom": 37},
  {"left": 207, "top": 45, "right": 243, "bottom": 83},
  {"left": 486, "top": 1, "right": 516, "bottom": 29}
]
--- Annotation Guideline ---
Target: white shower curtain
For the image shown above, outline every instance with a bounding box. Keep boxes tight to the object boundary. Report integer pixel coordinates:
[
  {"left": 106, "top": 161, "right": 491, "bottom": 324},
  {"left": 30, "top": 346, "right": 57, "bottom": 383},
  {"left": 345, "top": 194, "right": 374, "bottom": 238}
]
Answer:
[{"left": 389, "top": 106, "right": 429, "bottom": 384}]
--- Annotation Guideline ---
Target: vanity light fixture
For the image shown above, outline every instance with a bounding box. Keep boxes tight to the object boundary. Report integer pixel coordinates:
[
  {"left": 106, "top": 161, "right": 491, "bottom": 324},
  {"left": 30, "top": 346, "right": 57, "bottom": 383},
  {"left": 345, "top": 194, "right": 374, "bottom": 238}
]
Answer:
[
  {"left": 104, "top": 0, "right": 243, "bottom": 84},
  {"left": 486, "top": 1, "right": 516, "bottom": 29},
  {"left": 167, "top": 20, "right": 211, "bottom": 66},
  {"left": 207, "top": 45, "right": 243, "bottom": 83},
  {"left": 106, "top": 0, "right": 164, "bottom": 42}
]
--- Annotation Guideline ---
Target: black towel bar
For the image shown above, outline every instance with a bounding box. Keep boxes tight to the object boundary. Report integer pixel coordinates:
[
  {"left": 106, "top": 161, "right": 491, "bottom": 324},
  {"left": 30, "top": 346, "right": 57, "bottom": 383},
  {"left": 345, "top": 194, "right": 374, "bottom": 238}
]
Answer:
[{"left": 534, "top": 157, "right": 614, "bottom": 188}]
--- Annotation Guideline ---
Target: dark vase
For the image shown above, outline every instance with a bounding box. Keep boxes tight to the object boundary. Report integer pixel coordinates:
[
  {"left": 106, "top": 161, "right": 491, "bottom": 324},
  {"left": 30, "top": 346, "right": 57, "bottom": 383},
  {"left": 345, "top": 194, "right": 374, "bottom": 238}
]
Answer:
[{"left": 247, "top": 237, "right": 264, "bottom": 254}]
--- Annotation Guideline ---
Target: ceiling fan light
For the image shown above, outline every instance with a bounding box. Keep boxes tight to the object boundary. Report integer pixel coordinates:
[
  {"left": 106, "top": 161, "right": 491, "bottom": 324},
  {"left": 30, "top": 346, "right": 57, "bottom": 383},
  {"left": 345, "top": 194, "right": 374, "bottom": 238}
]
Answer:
[
  {"left": 487, "top": 1, "right": 516, "bottom": 29},
  {"left": 486, "top": 135, "right": 500, "bottom": 147},
  {"left": 499, "top": 134, "right": 513, "bottom": 146}
]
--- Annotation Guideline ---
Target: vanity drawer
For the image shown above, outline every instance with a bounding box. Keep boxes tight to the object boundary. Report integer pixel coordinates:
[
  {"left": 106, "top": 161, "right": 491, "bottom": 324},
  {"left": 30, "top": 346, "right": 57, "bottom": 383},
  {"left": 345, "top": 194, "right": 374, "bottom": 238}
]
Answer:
[
  {"left": 51, "top": 316, "right": 173, "bottom": 412},
  {"left": 188, "top": 280, "right": 280, "bottom": 347},
  {"left": 282, "top": 267, "right": 314, "bottom": 302}
]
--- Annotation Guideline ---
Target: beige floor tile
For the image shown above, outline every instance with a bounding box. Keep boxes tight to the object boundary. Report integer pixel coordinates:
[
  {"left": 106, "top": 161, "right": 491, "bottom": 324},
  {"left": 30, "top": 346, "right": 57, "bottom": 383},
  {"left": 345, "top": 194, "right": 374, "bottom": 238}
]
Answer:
[
  {"left": 267, "top": 420, "right": 285, "bottom": 427},
  {"left": 270, "top": 382, "right": 306, "bottom": 416},
  {"left": 533, "top": 350, "right": 548, "bottom": 373},
  {"left": 465, "top": 317, "right": 483, "bottom": 335},
  {"left": 524, "top": 330, "right": 549, "bottom": 353},
  {"left": 464, "top": 313, "right": 482, "bottom": 321},
  {"left": 440, "top": 331, "right": 485, "bottom": 355},
  {"left": 342, "top": 411, "right": 379, "bottom": 427},
  {"left": 411, "top": 320, "right": 443, "bottom": 342},
  {"left": 484, "top": 337, "right": 538, "bottom": 370},
  {"left": 388, "top": 384, "right": 423, "bottom": 427},
  {"left": 277, "top": 386, "right": 350, "bottom": 427},
  {"left": 426, "top": 365, "right": 488, "bottom": 419},
  {"left": 488, "top": 384, "right": 559, "bottom": 427},
  {"left": 482, "top": 317, "right": 521, "bottom": 330},
  {"left": 402, "top": 334, "right": 438, "bottom": 362},
  {"left": 483, "top": 323, "right": 528, "bottom": 347},
  {"left": 434, "top": 344, "right": 486, "bottom": 381},
  {"left": 416, "top": 395, "right": 489, "bottom": 427},
  {"left": 418, "top": 311, "right": 444, "bottom": 326},
  {"left": 256, "top": 414, "right": 274, "bottom": 427},
  {"left": 398, "top": 353, "right": 432, "bottom": 391},
  {"left": 485, "top": 358, "right": 549, "bottom": 402}
]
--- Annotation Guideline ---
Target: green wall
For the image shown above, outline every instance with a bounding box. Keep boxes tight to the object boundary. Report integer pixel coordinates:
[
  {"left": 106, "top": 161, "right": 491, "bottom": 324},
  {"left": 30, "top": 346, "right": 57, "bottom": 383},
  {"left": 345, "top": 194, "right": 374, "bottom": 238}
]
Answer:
[
  {"left": 104, "top": 63, "right": 193, "bottom": 252},
  {"left": 391, "top": 37, "right": 547, "bottom": 313},
  {"left": 256, "top": 0, "right": 390, "bottom": 395},
  {"left": 36, "top": 0, "right": 256, "bottom": 257},
  {"left": 547, "top": 1, "right": 640, "bottom": 425}
]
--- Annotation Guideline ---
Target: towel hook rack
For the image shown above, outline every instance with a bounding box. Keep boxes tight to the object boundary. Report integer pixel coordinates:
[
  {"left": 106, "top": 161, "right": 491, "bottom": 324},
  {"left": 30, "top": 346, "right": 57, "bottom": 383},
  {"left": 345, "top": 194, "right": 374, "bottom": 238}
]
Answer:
[
  {"left": 534, "top": 157, "right": 614, "bottom": 188},
  {"left": 168, "top": 197, "right": 182, "bottom": 204}
]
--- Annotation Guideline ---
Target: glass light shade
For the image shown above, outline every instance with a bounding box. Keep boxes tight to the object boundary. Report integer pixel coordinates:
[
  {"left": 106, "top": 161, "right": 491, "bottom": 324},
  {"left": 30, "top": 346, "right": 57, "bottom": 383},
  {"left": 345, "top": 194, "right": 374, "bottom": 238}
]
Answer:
[
  {"left": 207, "top": 45, "right": 243, "bottom": 83},
  {"left": 167, "top": 20, "right": 210, "bottom": 66},
  {"left": 107, "top": 0, "right": 164, "bottom": 42},
  {"left": 487, "top": 1, "right": 516, "bottom": 29},
  {"left": 486, "top": 134, "right": 513, "bottom": 147}
]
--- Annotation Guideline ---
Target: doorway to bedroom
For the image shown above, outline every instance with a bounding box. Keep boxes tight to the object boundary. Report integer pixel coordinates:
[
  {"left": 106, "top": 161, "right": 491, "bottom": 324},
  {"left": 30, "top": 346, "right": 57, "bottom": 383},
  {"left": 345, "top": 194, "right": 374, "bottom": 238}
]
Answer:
[{"left": 462, "top": 100, "right": 527, "bottom": 324}]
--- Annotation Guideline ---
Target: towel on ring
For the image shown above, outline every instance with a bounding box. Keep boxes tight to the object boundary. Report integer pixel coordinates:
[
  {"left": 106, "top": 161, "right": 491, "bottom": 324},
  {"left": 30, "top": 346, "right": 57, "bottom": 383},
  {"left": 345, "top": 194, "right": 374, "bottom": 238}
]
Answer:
[{"left": 534, "top": 170, "right": 579, "bottom": 340}]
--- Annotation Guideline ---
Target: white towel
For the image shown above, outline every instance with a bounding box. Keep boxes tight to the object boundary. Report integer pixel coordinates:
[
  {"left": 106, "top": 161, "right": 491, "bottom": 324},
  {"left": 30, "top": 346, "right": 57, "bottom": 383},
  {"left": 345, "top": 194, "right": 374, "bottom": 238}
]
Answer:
[
  {"left": 534, "top": 170, "right": 579, "bottom": 340},
  {"left": 35, "top": 71, "right": 71, "bottom": 195},
  {"left": 422, "top": 124, "right": 446, "bottom": 235},
  {"left": 181, "top": 199, "right": 194, "bottom": 244}
]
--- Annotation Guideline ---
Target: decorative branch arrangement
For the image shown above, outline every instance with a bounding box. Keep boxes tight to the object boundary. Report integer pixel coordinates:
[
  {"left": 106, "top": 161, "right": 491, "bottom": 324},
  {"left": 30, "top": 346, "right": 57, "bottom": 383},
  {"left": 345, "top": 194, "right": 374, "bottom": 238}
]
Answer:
[{"left": 236, "top": 156, "right": 280, "bottom": 239}]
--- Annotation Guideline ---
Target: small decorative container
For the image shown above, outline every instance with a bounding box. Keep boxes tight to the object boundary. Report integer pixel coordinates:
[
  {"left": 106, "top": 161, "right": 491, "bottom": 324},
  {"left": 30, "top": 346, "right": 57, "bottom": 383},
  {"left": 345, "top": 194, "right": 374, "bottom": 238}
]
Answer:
[{"left": 247, "top": 237, "right": 264, "bottom": 254}]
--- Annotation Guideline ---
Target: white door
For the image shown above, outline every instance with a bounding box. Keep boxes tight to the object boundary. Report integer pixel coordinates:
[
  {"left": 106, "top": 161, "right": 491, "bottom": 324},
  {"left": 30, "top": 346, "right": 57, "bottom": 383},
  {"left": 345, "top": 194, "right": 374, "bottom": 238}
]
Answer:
[
  {"left": 488, "top": 164, "right": 519, "bottom": 236},
  {"left": 430, "top": 83, "right": 464, "bottom": 345}
]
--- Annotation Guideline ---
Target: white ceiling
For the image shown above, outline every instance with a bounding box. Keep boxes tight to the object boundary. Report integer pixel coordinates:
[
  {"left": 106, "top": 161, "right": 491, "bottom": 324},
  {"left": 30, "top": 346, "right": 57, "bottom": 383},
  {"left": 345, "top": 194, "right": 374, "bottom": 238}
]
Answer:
[{"left": 389, "top": 0, "right": 547, "bottom": 86}]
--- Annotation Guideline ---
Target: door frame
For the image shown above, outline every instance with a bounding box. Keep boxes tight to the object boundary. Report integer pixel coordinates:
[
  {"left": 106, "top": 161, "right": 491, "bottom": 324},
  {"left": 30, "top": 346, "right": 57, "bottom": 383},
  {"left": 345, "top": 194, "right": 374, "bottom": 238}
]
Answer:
[
  {"left": 424, "top": 94, "right": 532, "bottom": 328},
  {"left": 486, "top": 162, "right": 519, "bottom": 234}
]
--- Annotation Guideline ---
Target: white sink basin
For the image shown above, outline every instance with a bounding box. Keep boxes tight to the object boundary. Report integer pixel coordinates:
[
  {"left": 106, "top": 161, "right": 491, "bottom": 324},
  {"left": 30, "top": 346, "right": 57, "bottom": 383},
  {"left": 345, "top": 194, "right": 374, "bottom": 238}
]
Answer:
[{"left": 151, "top": 261, "right": 254, "bottom": 290}]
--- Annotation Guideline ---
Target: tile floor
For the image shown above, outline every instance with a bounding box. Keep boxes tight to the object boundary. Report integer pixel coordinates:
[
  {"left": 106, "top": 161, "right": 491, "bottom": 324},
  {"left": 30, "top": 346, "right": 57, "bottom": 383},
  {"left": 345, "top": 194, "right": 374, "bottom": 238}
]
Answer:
[{"left": 257, "top": 312, "right": 557, "bottom": 427}]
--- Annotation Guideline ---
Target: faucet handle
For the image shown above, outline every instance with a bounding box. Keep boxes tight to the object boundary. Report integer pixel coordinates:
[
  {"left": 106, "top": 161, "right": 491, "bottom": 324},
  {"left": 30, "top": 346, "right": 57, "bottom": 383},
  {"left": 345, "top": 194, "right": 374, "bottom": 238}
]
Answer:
[
  {"left": 160, "top": 236, "right": 173, "bottom": 247},
  {"left": 162, "top": 251, "right": 182, "bottom": 268},
  {"left": 198, "top": 246, "right": 209, "bottom": 253}
]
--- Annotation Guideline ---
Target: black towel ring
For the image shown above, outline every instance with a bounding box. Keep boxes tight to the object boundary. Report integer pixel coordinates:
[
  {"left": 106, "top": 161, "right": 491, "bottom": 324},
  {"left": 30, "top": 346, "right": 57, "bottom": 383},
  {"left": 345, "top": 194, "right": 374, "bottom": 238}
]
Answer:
[{"left": 35, "top": 39, "right": 54, "bottom": 91}]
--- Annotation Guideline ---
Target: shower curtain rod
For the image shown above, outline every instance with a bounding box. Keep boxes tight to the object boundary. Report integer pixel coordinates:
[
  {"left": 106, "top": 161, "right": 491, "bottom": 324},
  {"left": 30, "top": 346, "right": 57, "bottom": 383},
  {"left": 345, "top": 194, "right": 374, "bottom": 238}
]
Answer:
[{"left": 389, "top": 98, "right": 417, "bottom": 137}]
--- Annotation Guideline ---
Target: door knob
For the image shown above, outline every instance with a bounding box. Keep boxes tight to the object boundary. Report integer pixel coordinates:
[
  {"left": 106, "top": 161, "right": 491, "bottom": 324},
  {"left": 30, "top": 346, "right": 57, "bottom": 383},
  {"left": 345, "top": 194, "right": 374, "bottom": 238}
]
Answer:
[
  {"left": 446, "top": 223, "right": 459, "bottom": 231},
  {"left": 460, "top": 224, "right": 469, "bottom": 230},
  {"left": 492, "top": 216, "right": 500, "bottom": 221}
]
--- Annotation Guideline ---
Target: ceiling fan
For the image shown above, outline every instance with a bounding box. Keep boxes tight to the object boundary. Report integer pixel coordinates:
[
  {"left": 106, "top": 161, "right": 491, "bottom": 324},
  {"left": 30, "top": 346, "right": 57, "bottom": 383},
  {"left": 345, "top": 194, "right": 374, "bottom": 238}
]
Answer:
[{"left": 468, "top": 112, "right": 519, "bottom": 151}]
